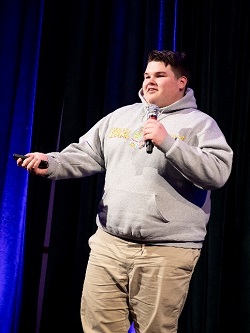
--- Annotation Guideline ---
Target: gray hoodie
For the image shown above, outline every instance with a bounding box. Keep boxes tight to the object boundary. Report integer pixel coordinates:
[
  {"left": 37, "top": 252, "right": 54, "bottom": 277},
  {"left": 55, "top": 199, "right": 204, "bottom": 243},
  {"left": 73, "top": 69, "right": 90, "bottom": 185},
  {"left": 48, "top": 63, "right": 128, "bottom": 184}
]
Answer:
[{"left": 45, "top": 88, "right": 233, "bottom": 248}]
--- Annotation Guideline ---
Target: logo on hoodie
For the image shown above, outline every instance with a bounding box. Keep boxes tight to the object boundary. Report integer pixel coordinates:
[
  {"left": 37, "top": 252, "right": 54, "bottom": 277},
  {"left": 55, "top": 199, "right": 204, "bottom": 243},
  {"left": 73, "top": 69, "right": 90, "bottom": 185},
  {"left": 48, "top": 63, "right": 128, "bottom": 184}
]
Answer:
[
  {"left": 108, "top": 126, "right": 145, "bottom": 149},
  {"left": 108, "top": 126, "right": 185, "bottom": 150},
  {"left": 129, "top": 126, "right": 145, "bottom": 149}
]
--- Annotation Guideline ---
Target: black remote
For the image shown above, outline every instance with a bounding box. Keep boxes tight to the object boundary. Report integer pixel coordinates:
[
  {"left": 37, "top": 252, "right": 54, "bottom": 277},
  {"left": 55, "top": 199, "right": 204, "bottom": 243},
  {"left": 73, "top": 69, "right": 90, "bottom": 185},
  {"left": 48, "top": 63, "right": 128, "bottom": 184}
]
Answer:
[{"left": 13, "top": 153, "right": 49, "bottom": 169}]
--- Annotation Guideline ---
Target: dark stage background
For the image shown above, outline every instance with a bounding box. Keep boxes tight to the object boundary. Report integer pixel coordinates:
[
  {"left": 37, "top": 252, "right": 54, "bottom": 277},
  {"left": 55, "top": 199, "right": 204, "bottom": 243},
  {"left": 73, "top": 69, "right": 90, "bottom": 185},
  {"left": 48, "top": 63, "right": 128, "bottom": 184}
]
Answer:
[{"left": 1, "top": 0, "right": 249, "bottom": 332}]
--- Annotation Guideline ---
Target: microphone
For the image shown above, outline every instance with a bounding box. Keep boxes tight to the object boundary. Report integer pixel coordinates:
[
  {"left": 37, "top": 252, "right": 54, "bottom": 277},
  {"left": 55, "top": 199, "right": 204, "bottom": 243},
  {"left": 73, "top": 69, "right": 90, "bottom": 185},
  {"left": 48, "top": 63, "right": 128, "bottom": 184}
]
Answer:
[{"left": 146, "top": 106, "right": 159, "bottom": 154}]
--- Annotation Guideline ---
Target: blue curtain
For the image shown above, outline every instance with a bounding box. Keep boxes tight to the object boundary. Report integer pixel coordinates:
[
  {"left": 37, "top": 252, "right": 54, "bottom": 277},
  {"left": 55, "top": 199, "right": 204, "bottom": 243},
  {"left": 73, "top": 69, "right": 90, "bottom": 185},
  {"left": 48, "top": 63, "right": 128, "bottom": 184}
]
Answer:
[{"left": 0, "top": 1, "right": 43, "bottom": 331}]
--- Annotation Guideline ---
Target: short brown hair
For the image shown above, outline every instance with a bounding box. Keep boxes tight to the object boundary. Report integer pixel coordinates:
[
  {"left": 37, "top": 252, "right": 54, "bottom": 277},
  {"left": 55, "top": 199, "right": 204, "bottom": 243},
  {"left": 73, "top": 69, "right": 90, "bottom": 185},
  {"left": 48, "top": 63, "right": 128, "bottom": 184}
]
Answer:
[{"left": 147, "top": 50, "right": 190, "bottom": 84}]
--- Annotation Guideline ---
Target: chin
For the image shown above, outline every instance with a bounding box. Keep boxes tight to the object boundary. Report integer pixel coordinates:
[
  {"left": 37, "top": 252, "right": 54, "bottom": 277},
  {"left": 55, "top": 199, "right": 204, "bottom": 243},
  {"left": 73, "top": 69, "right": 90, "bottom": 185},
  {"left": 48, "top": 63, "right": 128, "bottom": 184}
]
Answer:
[
  {"left": 145, "top": 97, "right": 157, "bottom": 105},
  {"left": 149, "top": 100, "right": 158, "bottom": 106}
]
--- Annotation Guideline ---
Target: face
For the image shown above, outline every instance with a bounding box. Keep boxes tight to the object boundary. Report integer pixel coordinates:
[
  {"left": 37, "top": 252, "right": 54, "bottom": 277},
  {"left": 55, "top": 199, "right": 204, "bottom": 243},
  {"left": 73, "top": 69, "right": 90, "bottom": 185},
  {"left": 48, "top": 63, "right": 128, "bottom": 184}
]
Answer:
[{"left": 142, "top": 61, "right": 187, "bottom": 108}]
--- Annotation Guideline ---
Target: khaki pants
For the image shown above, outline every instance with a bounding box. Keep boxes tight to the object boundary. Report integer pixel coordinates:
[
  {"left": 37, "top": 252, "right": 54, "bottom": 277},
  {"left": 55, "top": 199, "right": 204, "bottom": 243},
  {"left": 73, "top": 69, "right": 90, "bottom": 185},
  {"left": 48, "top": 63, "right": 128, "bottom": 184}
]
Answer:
[{"left": 81, "top": 228, "right": 200, "bottom": 333}]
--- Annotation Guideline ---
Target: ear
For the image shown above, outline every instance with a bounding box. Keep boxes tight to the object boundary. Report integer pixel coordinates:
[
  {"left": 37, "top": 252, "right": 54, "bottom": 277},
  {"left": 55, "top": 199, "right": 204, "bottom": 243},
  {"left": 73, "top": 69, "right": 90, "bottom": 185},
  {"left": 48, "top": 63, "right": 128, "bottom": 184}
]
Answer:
[{"left": 179, "top": 76, "right": 188, "bottom": 91}]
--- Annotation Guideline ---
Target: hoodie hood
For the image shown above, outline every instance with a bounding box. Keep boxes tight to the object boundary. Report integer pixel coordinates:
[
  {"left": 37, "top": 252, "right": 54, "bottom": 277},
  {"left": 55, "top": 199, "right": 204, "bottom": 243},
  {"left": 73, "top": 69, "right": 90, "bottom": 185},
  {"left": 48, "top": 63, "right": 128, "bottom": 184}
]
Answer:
[{"left": 138, "top": 87, "right": 198, "bottom": 116}]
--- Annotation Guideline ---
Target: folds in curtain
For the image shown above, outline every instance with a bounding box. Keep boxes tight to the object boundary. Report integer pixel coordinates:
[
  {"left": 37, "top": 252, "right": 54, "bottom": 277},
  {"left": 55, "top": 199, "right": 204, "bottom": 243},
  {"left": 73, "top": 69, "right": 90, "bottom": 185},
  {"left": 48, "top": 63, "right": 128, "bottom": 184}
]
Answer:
[{"left": 0, "top": 1, "right": 43, "bottom": 331}]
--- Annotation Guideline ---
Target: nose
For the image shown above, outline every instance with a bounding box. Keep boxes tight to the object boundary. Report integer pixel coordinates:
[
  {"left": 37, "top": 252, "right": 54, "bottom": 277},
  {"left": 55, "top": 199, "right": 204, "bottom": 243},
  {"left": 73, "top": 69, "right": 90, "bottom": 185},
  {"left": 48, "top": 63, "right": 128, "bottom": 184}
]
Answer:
[{"left": 148, "top": 75, "right": 158, "bottom": 85}]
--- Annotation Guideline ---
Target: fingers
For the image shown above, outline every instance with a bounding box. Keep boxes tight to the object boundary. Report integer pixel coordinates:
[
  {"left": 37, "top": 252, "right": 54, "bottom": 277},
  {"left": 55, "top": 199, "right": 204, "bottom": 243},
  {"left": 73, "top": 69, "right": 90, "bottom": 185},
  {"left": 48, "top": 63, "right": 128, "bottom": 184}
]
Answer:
[
  {"left": 143, "top": 119, "right": 168, "bottom": 146},
  {"left": 143, "top": 118, "right": 159, "bottom": 139},
  {"left": 17, "top": 153, "right": 48, "bottom": 175}
]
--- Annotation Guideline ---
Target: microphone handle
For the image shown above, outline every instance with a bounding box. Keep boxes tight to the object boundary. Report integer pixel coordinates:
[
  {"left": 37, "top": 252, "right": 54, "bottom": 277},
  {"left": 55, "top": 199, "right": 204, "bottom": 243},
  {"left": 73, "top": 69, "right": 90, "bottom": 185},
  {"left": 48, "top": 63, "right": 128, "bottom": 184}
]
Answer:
[
  {"left": 146, "top": 114, "right": 157, "bottom": 154},
  {"left": 146, "top": 140, "right": 154, "bottom": 154}
]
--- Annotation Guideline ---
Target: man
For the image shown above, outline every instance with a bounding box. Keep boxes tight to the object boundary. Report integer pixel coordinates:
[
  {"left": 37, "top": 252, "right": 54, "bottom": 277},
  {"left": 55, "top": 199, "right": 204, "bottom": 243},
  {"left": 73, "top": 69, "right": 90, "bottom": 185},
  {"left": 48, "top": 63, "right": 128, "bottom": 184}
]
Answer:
[{"left": 17, "top": 50, "right": 233, "bottom": 332}]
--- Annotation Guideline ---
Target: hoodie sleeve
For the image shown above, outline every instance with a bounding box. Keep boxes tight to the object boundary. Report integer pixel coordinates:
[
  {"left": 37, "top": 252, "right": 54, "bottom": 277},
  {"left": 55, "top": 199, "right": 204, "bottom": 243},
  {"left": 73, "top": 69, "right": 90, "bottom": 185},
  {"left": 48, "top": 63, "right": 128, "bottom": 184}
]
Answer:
[
  {"left": 44, "top": 117, "right": 108, "bottom": 180},
  {"left": 158, "top": 116, "right": 233, "bottom": 190}
]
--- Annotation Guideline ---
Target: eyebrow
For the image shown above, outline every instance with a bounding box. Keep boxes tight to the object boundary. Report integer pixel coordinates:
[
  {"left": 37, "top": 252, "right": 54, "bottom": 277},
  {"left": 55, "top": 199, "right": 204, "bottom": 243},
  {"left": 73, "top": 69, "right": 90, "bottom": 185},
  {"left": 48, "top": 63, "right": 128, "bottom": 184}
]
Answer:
[{"left": 144, "top": 71, "right": 167, "bottom": 76}]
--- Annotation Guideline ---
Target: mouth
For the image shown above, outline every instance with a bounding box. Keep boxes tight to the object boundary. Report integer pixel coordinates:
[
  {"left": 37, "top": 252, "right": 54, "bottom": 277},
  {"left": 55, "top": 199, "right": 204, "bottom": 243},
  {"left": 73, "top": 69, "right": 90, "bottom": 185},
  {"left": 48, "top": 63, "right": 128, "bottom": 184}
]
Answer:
[
  {"left": 147, "top": 88, "right": 157, "bottom": 93},
  {"left": 147, "top": 88, "right": 157, "bottom": 94}
]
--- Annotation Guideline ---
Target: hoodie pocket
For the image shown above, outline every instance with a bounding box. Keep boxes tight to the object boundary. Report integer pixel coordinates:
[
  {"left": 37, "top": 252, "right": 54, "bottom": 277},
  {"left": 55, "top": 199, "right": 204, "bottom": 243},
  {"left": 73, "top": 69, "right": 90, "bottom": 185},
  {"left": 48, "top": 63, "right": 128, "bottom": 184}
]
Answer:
[{"left": 98, "top": 188, "right": 170, "bottom": 226}]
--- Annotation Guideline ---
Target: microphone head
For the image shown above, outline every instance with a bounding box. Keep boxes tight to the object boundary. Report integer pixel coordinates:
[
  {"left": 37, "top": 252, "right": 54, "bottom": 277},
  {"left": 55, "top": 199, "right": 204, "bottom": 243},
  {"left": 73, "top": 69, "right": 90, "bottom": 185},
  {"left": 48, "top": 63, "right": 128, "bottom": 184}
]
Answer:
[{"left": 147, "top": 104, "right": 159, "bottom": 119}]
